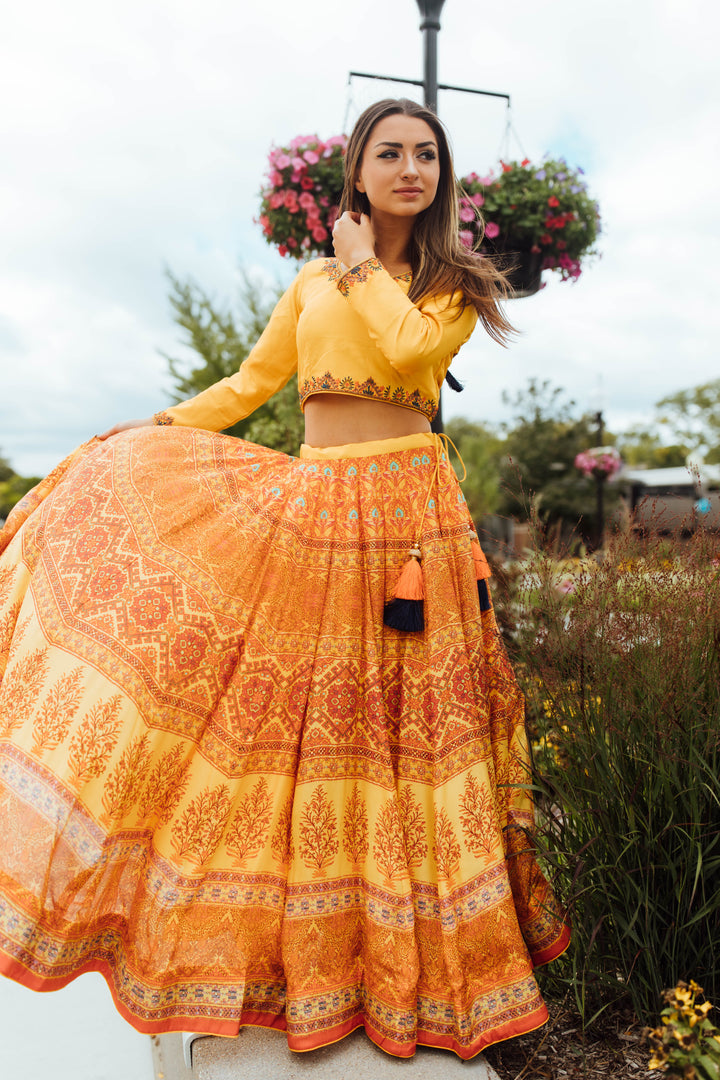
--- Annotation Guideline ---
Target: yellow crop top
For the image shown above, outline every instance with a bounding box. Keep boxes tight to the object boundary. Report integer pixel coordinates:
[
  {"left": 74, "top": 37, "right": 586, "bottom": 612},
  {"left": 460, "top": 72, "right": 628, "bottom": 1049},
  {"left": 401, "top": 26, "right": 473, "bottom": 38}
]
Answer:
[{"left": 156, "top": 256, "right": 478, "bottom": 430}]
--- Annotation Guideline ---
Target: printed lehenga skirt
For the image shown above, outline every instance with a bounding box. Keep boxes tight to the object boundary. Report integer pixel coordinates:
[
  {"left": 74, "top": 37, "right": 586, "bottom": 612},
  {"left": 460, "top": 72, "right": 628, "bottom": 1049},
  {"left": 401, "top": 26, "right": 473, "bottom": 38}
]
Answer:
[{"left": 0, "top": 426, "right": 569, "bottom": 1059}]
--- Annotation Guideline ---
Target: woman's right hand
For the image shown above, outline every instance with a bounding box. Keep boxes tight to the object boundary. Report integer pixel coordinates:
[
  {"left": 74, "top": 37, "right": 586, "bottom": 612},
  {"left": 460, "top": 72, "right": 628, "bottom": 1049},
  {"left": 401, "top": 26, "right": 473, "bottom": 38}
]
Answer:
[{"left": 97, "top": 417, "right": 156, "bottom": 440}]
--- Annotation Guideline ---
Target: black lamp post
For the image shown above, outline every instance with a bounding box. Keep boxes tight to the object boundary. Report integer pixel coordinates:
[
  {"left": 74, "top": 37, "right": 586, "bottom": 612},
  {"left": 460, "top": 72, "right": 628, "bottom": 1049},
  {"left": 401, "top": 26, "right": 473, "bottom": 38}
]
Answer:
[
  {"left": 415, "top": 0, "right": 448, "bottom": 111},
  {"left": 349, "top": 0, "right": 508, "bottom": 432},
  {"left": 416, "top": 1, "right": 447, "bottom": 429},
  {"left": 594, "top": 410, "right": 605, "bottom": 550}
]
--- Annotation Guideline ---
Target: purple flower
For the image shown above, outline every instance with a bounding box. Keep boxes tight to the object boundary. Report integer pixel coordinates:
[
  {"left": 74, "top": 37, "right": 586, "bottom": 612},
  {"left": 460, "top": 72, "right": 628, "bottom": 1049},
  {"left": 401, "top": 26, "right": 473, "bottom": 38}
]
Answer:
[{"left": 535, "top": 170, "right": 546, "bottom": 180}]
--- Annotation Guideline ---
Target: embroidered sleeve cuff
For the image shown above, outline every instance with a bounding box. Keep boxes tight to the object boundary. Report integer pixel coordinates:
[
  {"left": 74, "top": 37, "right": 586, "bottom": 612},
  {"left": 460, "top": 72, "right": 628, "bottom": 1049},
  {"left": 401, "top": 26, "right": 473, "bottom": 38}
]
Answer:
[
  {"left": 337, "top": 257, "right": 385, "bottom": 299},
  {"left": 153, "top": 411, "right": 175, "bottom": 426}
]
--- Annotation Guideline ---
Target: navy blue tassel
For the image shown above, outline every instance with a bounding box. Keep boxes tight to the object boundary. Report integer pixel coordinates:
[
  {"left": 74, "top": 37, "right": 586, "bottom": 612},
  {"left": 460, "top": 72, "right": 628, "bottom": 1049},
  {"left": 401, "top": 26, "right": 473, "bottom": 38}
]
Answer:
[
  {"left": 477, "top": 579, "right": 491, "bottom": 611},
  {"left": 444, "top": 370, "right": 464, "bottom": 392},
  {"left": 384, "top": 597, "right": 425, "bottom": 632}
]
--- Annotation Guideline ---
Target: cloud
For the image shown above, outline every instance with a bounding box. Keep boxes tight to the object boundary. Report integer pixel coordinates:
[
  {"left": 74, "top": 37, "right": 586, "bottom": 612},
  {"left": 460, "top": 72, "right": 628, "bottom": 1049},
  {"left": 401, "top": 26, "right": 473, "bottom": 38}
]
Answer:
[{"left": 1, "top": 0, "right": 718, "bottom": 475}]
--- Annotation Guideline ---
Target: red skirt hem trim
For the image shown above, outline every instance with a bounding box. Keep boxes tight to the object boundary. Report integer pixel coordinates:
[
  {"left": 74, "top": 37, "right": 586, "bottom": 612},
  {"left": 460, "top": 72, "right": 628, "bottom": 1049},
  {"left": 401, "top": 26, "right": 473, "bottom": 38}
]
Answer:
[
  {"left": 531, "top": 922, "right": 572, "bottom": 968},
  {"left": 0, "top": 951, "right": 556, "bottom": 1059}
]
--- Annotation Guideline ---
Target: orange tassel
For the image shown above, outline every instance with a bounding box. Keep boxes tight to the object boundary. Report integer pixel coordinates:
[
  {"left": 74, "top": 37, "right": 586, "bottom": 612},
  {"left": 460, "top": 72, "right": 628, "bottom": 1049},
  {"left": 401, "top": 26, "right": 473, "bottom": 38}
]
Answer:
[
  {"left": 384, "top": 545, "right": 425, "bottom": 632},
  {"left": 470, "top": 537, "right": 491, "bottom": 581},
  {"left": 392, "top": 547, "right": 425, "bottom": 600}
]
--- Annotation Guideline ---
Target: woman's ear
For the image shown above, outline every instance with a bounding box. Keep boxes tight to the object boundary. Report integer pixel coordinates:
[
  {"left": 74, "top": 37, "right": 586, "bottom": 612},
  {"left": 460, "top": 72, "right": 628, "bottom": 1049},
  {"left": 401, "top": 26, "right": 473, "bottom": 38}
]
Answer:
[{"left": 355, "top": 176, "right": 365, "bottom": 194}]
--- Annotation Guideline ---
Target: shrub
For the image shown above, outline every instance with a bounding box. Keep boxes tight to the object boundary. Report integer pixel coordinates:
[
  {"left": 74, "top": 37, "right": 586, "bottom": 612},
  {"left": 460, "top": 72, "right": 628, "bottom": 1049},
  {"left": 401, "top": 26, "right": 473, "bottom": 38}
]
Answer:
[{"left": 503, "top": 525, "right": 720, "bottom": 1024}]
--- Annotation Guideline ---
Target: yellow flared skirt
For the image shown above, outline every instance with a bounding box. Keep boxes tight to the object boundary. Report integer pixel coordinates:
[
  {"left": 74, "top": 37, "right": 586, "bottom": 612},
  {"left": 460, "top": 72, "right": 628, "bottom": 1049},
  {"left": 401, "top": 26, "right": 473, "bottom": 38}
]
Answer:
[{"left": 0, "top": 427, "right": 569, "bottom": 1058}]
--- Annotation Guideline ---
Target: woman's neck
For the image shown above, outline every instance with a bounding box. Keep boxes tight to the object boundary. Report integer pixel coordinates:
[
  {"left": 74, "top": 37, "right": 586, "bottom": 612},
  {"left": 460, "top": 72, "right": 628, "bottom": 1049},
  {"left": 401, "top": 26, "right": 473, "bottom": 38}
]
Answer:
[{"left": 370, "top": 212, "right": 414, "bottom": 275}]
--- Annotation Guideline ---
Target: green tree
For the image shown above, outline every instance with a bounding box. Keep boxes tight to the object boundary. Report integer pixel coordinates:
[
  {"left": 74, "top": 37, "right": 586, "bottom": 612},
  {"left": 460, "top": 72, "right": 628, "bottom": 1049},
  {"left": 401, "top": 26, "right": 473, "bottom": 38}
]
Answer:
[
  {"left": 497, "top": 379, "right": 606, "bottom": 539},
  {"left": 445, "top": 417, "right": 503, "bottom": 524},
  {"left": 163, "top": 269, "right": 304, "bottom": 454},
  {"left": 0, "top": 451, "right": 41, "bottom": 520},
  {"left": 656, "top": 378, "right": 720, "bottom": 463},
  {"left": 616, "top": 426, "right": 688, "bottom": 469}
]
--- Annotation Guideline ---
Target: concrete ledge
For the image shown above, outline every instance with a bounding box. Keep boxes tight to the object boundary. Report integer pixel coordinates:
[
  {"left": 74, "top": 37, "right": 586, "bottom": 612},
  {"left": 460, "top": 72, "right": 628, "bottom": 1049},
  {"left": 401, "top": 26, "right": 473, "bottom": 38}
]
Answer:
[
  {"left": 189, "top": 1027, "right": 500, "bottom": 1079},
  {"left": 151, "top": 1033, "right": 194, "bottom": 1079}
]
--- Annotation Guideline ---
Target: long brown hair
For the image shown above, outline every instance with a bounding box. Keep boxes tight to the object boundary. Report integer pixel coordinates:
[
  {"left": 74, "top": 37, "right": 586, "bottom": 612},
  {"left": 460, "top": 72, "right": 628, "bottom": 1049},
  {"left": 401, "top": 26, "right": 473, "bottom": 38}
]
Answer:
[{"left": 340, "top": 98, "right": 515, "bottom": 346}]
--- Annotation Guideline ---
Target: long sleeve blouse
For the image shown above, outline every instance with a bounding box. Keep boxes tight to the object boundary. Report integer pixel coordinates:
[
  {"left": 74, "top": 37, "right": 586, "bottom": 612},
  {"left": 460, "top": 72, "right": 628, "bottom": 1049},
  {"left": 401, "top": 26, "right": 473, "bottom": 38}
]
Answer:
[{"left": 157, "top": 256, "right": 478, "bottom": 430}]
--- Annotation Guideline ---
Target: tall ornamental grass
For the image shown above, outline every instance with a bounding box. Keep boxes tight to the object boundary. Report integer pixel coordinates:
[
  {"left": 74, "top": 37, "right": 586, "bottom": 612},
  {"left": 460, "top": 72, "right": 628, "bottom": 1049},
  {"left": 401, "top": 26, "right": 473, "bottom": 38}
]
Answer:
[{"left": 502, "top": 527, "right": 720, "bottom": 1024}]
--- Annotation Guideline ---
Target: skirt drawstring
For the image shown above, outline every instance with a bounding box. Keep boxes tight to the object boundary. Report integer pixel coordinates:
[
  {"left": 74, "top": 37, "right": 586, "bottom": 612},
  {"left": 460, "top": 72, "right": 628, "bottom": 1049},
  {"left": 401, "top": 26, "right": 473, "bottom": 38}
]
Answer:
[{"left": 384, "top": 433, "right": 487, "bottom": 632}]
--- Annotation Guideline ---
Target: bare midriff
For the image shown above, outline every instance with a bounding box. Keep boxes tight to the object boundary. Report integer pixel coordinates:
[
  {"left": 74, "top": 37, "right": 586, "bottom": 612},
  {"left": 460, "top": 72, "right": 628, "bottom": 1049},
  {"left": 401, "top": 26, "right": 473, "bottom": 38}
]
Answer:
[{"left": 303, "top": 394, "right": 432, "bottom": 448}]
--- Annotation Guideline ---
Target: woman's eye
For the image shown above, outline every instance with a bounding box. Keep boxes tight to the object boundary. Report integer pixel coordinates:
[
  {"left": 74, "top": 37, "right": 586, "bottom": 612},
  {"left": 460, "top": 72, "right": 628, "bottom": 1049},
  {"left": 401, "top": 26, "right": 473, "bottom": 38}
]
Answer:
[
  {"left": 419, "top": 151, "right": 437, "bottom": 161},
  {"left": 379, "top": 150, "right": 398, "bottom": 159}
]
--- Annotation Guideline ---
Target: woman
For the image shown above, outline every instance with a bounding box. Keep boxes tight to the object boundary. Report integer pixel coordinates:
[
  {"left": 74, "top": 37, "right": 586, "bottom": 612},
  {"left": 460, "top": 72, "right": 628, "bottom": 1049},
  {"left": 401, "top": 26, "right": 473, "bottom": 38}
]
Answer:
[{"left": 0, "top": 99, "right": 569, "bottom": 1060}]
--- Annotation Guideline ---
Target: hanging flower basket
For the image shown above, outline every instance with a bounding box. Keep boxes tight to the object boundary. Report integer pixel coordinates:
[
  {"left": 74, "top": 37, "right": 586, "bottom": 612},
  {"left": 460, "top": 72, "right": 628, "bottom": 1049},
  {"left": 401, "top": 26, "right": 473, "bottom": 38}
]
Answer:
[
  {"left": 257, "top": 135, "right": 347, "bottom": 260},
  {"left": 484, "top": 235, "right": 544, "bottom": 298},
  {"left": 575, "top": 446, "right": 622, "bottom": 481},
  {"left": 459, "top": 158, "right": 601, "bottom": 293}
]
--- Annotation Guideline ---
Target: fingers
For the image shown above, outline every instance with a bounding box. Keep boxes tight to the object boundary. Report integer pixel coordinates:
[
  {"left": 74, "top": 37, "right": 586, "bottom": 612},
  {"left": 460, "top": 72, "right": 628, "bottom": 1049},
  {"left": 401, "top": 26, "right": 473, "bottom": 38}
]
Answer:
[
  {"left": 96, "top": 417, "right": 155, "bottom": 440},
  {"left": 331, "top": 210, "right": 364, "bottom": 232},
  {"left": 332, "top": 211, "right": 375, "bottom": 270}
]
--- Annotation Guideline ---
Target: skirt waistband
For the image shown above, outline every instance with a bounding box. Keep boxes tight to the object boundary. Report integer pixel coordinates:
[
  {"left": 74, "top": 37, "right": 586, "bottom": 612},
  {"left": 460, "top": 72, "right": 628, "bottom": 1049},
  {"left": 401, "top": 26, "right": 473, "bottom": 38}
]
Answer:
[{"left": 300, "top": 432, "right": 439, "bottom": 461}]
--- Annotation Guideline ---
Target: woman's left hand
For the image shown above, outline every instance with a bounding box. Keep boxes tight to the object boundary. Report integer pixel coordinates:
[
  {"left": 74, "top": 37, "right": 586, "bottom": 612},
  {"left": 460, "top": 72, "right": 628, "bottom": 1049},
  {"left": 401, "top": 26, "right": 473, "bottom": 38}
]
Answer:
[
  {"left": 97, "top": 417, "right": 156, "bottom": 440},
  {"left": 332, "top": 212, "right": 375, "bottom": 271}
]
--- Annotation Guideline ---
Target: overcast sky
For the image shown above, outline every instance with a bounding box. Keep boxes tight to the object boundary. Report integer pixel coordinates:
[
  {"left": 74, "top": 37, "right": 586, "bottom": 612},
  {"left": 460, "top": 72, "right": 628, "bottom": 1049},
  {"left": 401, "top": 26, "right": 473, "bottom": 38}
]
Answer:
[{"left": 1, "top": 0, "right": 717, "bottom": 477}]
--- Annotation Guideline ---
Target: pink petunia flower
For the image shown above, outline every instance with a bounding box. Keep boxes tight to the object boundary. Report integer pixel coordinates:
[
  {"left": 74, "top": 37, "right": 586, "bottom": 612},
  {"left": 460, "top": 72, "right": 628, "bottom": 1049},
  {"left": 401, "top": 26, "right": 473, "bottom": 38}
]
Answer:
[
  {"left": 312, "top": 225, "right": 328, "bottom": 242},
  {"left": 303, "top": 149, "right": 320, "bottom": 165},
  {"left": 459, "top": 230, "right": 475, "bottom": 249},
  {"left": 484, "top": 221, "right": 500, "bottom": 239},
  {"left": 275, "top": 153, "right": 291, "bottom": 170},
  {"left": 459, "top": 204, "right": 475, "bottom": 223}
]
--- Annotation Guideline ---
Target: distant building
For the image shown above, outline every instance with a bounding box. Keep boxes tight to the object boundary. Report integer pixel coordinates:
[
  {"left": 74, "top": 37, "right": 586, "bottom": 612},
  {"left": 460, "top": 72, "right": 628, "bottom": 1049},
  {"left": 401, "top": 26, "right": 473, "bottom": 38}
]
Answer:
[{"left": 622, "top": 463, "right": 720, "bottom": 535}]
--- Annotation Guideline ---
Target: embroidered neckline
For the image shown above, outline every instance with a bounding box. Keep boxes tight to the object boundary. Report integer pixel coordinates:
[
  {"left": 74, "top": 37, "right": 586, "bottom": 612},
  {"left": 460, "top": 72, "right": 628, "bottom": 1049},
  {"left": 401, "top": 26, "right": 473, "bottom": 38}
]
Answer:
[{"left": 321, "top": 258, "right": 412, "bottom": 284}]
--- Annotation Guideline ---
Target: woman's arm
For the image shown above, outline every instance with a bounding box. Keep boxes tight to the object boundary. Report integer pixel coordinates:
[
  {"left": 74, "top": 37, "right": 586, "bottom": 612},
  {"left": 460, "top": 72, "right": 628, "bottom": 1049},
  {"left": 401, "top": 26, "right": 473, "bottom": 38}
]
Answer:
[
  {"left": 100, "top": 269, "right": 305, "bottom": 437},
  {"left": 331, "top": 212, "right": 477, "bottom": 374},
  {"left": 337, "top": 260, "right": 476, "bottom": 373}
]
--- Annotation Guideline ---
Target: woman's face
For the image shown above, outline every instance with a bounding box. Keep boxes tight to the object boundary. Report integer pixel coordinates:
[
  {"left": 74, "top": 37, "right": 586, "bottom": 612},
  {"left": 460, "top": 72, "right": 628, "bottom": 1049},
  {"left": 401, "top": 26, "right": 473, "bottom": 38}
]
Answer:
[{"left": 355, "top": 114, "right": 441, "bottom": 220}]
